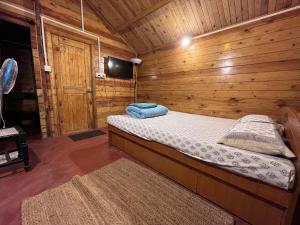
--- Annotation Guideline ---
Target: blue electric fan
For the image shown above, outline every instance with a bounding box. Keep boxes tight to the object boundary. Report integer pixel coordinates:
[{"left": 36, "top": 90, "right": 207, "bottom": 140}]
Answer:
[{"left": 0, "top": 58, "right": 18, "bottom": 128}]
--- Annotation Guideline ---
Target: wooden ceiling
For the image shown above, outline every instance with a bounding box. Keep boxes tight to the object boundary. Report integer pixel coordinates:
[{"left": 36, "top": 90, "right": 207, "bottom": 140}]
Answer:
[{"left": 88, "top": 0, "right": 300, "bottom": 54}]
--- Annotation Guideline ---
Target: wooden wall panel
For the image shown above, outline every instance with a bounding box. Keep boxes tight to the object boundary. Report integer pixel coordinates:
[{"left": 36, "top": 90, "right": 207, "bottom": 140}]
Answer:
[
  {"left": 1, "top": 0, "right": 34, "bottom": 10},
  {"left": 1, "top": 0, "right": 137, "bottom": 135},
  {"left": 137, "top": 12, "right": 300, "bottom": 120},
  {"left": 95, "top": 79, "right": 135, "bottom": 126},
  {"left": 39, "top": 0, "right": 136, "bottom": 131}
]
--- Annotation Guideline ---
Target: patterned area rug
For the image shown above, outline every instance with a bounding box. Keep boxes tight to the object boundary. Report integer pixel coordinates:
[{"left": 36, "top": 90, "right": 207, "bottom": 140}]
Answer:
[{"left": 22, "top": 159, "right": 234, "bottom": 225}]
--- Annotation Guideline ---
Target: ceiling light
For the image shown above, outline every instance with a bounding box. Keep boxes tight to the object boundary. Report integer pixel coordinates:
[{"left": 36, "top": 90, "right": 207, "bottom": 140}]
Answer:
[
  {"left": 130, "top": 58, "right": 142, "bottom": 64},
  {"left": 181, "top": 35, "right": 192, "bottom": 47}
]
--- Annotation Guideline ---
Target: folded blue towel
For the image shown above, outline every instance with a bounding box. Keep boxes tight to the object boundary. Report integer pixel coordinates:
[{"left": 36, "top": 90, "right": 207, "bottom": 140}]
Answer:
[
  {"left": 129, "top": 103, "right": 158, "bottom": 109},
  {"left": 126, "top": 104, "right": 168, "bottom": 119}
]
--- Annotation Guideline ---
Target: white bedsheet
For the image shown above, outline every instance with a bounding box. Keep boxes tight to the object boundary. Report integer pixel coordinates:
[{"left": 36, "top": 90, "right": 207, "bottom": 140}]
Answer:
[{"left": 107, "top": 111, "right": 295, "bottom": 190}]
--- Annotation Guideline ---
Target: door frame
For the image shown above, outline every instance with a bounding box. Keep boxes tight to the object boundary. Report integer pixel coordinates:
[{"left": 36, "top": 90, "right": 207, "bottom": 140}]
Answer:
[{"left": 45, "top": 23, "right": 98, "bottom": 136}]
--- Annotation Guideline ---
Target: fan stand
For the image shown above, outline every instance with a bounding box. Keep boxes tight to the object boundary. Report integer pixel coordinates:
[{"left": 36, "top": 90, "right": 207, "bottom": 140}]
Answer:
[
  {"left": 0, "top": 126, "right": 30, "bottom": 171},
  {"left": 0, "top": 59, "right": 29, "bottom": 172}
]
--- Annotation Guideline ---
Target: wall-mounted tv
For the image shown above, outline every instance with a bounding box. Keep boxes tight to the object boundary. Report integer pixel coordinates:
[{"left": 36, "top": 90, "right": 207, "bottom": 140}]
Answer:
[{"left": 105, "top": 56, "right": 133, "bottom": 79}]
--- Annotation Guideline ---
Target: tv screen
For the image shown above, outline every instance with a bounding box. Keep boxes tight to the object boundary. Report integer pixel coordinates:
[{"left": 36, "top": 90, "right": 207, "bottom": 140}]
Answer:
[{"left": 106, "top": 56, "right": 133, "bottom": 79}]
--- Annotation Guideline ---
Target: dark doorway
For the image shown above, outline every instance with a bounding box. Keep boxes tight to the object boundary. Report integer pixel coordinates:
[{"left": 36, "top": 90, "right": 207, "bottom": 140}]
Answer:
[{"left": 0, "top": 19, "right": 41, "bottom": 136}]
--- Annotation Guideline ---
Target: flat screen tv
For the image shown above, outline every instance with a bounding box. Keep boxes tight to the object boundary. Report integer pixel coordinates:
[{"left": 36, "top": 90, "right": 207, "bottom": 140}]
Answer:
[{"left": 106, "top": 56, "right": 133, "bottom": 79}]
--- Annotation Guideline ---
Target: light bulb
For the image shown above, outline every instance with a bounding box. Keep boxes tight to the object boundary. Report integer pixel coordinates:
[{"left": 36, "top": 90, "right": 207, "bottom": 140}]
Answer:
[{"left": 181, "top": 35, "right": 192, "bottom": 47}]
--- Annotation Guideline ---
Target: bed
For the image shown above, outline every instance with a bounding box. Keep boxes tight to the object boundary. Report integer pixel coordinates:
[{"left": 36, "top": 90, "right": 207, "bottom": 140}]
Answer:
[{"left": 108, "top": 107, "right": 300, "bottom": 225}]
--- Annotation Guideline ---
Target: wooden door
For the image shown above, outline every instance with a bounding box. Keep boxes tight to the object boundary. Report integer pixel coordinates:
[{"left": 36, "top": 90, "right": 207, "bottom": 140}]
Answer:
[{"left": 51, "top": 34, "right": 94, "bottom": 134}]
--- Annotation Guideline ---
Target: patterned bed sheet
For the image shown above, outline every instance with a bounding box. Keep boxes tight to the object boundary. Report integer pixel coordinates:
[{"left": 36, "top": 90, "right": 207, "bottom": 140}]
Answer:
[{"left": 107, "top": 111, "right": 295, "bottom": 190}]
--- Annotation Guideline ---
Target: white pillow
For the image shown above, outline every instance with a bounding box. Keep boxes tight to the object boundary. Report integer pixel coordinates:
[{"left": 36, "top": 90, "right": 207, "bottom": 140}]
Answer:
[
  {"left": 218, "top": 121, "right": 295, "bottom": 158},
  {"left": 239, "top": 114, "right": 285, "bottom": 136},
  {"left": 239, "top": 114, "right": 274, "bottom": 124}
]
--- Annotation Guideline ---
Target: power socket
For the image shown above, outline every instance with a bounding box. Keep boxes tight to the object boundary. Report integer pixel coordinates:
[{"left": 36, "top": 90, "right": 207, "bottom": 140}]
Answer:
[
  {"left": 44, "top": 65, "right": 52, "bottom": 72},
  {"left": 96, "top": 72, "right": 106, "bottom": 79}
]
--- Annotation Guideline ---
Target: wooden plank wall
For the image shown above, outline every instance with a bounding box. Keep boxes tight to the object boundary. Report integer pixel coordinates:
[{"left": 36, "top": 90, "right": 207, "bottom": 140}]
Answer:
[
  {"left": 2, "top": 0, "right": 34, "bottom": 10},
  {"left": 137, "top": 11, "right": 300, "bottom": 120},
  {"left": 1, "top": 0, "right": 136, "bottom": 135},
  {"left": 39, "top": 0, "right": 136, "bottom": 132}
]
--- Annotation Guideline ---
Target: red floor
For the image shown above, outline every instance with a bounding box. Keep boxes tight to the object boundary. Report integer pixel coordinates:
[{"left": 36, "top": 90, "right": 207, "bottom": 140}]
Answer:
[{"left": 0, "top": 131, "right": 249, "bottom": 225}]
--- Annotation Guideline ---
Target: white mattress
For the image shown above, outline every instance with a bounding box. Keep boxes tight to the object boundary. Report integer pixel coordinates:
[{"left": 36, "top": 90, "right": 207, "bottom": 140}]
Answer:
[{"left": 107, "top": 111, "right": 295, "bottom": 190}]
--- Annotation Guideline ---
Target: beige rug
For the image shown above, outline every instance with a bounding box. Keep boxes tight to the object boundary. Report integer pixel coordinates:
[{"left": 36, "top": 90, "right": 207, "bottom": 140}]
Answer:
[{"left": 22, "top": 159, "right": 234, "bottom": 225}]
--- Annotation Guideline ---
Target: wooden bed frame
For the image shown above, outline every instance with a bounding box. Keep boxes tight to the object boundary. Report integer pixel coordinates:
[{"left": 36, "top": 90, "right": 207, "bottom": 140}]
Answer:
[{"left": 108, "top": 107, "right": 300, "bottom": 225}]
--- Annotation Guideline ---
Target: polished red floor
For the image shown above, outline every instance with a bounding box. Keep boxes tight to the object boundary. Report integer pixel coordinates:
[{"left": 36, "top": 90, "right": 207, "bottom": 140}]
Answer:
[{"left": 0, "top": 131, "right": 250, "bottom": 225}]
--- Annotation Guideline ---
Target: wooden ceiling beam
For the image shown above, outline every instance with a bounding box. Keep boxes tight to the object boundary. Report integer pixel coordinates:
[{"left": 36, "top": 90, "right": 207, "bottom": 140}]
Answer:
[
  {"left": 85, "top": 0, "right": 117, "bottom": 34},
  {"left": 115, "top": 0, "right": 174, "bottom": 34}
]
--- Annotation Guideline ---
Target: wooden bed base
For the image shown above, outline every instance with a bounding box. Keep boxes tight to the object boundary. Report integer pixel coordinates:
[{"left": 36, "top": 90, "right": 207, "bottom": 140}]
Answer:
[{"left": 108, "top": 107, "right": 300, "bottom": 225}]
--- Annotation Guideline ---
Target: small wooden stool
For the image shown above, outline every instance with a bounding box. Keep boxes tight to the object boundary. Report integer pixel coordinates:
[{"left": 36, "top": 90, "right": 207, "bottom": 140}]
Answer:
[{"left": 0, "top": 126, "right": 30, "bottom": 171}]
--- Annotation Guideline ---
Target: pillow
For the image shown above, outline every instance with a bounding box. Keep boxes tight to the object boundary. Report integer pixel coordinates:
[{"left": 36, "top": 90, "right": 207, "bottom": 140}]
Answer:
[
  {"left": 239, "top": 114, "right": 285, "bottom": 136},
  {"left": 218, "top": 121, "right": 295, "bottom": 158},
  {"left": 239, "top": 114, "right": 274, "bottom": 124}
]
